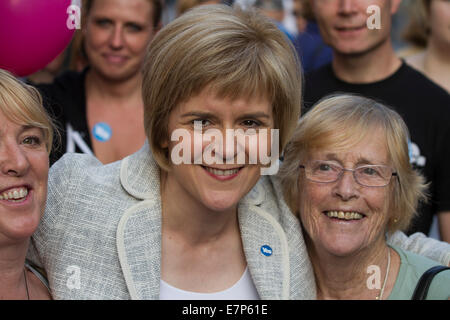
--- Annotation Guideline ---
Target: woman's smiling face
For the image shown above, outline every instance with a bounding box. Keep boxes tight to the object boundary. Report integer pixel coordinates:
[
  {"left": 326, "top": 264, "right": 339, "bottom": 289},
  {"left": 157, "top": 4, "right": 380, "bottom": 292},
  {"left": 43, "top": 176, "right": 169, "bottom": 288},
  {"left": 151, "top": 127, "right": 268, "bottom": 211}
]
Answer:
[
  {"left": 298, "top": 127, "right": 394, "bottom": 257},
  {"left": 162, "top": 87, "right": 274, "bottom": 213},
  {"left": 83, "top": 0, "right": 156, "bottom": 81},
  {"left": 0, "top": 111, "right": 49, "bottom": 242}
]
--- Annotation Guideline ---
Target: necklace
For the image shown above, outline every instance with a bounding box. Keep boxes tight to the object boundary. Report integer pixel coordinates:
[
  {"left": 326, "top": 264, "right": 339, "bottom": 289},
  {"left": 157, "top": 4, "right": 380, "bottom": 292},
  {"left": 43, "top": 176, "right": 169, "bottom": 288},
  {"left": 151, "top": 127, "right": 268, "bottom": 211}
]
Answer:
[
  {"left": 376, "top": 247, "right": 391, "bottom": 300},
  {"left": 24, "top": 267, "right": 30, "bottom": 300}
]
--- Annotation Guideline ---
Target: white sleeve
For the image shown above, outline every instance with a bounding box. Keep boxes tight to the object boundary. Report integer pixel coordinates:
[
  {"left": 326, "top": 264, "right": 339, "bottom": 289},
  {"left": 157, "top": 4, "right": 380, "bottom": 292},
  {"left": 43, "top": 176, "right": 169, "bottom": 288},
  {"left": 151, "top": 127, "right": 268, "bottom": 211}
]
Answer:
[{"left": 387, "top": 231, "right": 450, "bottom": 266}]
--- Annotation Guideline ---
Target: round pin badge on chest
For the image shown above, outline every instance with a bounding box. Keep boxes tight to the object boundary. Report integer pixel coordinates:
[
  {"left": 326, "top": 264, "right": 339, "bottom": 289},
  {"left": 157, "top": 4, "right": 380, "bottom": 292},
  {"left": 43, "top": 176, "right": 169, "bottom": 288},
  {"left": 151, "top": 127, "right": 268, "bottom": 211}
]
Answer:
[
  {"left": 260, "top": 245, "right": 273, "bottom": 257},
  {"left": 92, "top": 122, "right": 112, "bottom": 142}
]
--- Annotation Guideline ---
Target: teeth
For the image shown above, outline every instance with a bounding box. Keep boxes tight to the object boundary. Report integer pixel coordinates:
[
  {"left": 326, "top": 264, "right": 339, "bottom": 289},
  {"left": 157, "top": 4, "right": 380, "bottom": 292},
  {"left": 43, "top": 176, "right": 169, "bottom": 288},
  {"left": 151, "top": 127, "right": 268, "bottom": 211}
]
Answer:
[
  {"left": 204, "top": 167, "right": 240, "bottom": 176},
  {"left": 326, "top": 211, "right": 363, "bottom": 221},
  {"left": 0, "top": 187, "right": 28, "bottom": 201}
]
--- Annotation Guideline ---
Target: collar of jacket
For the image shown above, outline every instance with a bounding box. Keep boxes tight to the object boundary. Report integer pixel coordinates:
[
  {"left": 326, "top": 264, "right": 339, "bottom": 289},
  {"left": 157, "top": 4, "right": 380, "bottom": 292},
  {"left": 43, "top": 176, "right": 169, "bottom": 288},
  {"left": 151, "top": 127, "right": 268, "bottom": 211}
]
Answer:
[{"left": 116, "top": 142, "right": 291, "bottom": 300}]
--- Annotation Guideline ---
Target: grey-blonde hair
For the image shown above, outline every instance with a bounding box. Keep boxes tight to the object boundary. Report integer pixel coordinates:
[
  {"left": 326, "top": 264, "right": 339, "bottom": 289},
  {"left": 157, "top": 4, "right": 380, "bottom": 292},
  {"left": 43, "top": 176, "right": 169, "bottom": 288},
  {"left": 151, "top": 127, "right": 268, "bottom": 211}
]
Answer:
[
  {"left": 279, "top": 94, "right": 428, "bottom": 233},
  {"left": 0, "top": 69, "right": 54, "bottom": 153},
  {"left": 142, "top": 4, "right": 302, "bottom": 171}
]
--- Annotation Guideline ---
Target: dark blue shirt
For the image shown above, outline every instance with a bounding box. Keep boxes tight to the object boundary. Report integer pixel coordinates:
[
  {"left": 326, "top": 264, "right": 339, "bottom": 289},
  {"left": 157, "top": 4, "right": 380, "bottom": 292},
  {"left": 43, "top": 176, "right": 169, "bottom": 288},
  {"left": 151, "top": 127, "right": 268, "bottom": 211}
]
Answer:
[{"left": 294, "top": 22, "right": 332, "bottom": 74}]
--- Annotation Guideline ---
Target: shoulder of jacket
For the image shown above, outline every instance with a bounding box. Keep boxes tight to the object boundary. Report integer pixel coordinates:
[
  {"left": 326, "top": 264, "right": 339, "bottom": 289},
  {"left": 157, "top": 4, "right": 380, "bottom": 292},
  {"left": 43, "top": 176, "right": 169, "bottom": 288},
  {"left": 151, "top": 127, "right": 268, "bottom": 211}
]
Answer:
[{"left": 50, "top": 153, "right": 122, "bottom": 188}]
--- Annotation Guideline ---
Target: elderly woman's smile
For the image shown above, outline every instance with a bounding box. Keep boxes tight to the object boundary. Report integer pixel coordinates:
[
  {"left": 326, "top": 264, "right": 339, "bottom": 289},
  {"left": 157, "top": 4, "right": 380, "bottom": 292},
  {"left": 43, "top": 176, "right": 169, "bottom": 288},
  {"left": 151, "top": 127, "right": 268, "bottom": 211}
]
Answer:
[
  {"left": 298, "top": 127, "right": 392, "bottom": 256},
  {"left": 323, "top": 210, "right": 365, "bottom": 221}
]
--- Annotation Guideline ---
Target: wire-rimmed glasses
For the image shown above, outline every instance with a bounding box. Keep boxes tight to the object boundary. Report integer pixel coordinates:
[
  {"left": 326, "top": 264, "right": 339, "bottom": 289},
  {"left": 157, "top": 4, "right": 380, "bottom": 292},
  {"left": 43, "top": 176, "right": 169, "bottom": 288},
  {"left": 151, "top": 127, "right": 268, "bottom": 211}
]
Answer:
[{"left": 299, "top": 160, "right": 397, "bottom": 187}]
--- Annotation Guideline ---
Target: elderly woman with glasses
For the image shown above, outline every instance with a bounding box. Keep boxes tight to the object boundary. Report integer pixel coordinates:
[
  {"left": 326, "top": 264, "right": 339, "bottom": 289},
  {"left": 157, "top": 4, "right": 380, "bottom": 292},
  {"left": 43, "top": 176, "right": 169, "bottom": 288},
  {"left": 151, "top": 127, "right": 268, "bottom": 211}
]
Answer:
[{"left": 280, "top": 94, "right": 450, "bottom": 299}]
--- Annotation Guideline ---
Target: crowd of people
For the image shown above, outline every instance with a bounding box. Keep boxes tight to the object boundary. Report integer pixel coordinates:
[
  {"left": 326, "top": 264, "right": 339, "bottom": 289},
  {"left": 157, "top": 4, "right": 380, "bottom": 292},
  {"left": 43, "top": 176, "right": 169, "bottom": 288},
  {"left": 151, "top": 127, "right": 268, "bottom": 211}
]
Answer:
[{"left": 0, "top": 0, "right": 449, "bottom": 300}]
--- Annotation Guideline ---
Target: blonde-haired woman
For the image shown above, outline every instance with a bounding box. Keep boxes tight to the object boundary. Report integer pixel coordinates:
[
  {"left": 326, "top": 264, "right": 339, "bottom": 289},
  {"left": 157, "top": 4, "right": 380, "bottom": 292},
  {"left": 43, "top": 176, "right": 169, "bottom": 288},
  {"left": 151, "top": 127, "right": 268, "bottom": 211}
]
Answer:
[
  {"left": 280, "top": 94, "right": 450, "bottom": 299},
  {"left": 37, "top": 0, "right": 163, "bottom": 165},
  {"left": 0, "top": 69, "right": 54, "bottom": 299}
]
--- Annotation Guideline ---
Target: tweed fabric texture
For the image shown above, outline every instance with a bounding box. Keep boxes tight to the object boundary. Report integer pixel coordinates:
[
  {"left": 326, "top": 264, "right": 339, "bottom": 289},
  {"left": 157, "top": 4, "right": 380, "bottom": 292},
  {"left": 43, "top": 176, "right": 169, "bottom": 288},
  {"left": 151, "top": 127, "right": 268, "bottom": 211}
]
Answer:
[{"left": 29, "top": 142, "right": 316, "bottom": 299}]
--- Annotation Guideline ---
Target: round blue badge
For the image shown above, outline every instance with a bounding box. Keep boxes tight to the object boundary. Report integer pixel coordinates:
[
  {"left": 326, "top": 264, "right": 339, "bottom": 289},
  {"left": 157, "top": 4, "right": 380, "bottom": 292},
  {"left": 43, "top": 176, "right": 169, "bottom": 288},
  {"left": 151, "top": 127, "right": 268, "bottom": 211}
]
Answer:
[
  {"left": 93, "top": 122, "right": 112, "bottom": 142},
  {"left": 260, "top": 245, "right": 273, "bottom": 257}
]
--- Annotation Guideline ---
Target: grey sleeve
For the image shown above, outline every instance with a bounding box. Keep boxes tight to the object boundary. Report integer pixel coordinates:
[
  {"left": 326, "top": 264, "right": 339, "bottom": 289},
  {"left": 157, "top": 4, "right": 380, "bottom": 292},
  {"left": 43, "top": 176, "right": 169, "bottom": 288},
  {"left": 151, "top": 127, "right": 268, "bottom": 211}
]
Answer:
[
  {"left": 27, "top": 154, "right": 85, "bottom": 271},
  {"left": 26, "top": 159, "right": 67, "bottom": 270},
  {"left": 387, "top": 231, "right": 450, "bottom": 266}
]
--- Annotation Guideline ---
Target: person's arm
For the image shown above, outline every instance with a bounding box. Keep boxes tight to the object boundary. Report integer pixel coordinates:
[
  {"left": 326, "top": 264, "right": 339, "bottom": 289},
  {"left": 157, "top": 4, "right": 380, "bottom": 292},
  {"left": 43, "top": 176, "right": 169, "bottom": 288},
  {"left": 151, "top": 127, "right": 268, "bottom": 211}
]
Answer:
[
  {"left": 438, "top": 211, "right": 450, "bottom": 243},
  {"left": 27, "top": 154, "right": 84, "bottom": 269},
  {"left": 387, "top": 231, "right": 450, "bottom": 266}
]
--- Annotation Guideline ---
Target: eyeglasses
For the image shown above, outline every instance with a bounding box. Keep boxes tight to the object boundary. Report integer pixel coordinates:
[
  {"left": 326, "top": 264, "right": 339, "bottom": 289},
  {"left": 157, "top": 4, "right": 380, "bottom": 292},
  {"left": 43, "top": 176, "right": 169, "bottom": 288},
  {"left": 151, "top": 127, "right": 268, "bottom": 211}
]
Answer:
[{"left": 299, "top": 160, "right": 398, "bottom": 187}]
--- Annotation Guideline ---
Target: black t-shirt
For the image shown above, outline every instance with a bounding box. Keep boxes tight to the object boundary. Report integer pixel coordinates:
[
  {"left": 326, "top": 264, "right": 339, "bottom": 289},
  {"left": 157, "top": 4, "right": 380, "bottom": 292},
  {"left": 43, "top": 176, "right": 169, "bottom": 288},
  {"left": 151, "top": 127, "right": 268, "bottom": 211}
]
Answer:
[
  {"left": 32, "top": 69, "right": 93, "bottom": 165},
  {"left": 303, "top": 62, "right": 450, "bottom": 235}
]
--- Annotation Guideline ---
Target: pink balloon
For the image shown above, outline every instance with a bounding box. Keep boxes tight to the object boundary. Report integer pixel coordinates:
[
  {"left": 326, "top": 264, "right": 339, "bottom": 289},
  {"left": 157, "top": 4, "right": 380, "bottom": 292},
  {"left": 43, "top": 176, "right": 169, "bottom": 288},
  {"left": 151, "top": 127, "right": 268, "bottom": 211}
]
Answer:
[{"left": 0, "top": 0, "right": 75, "bottom": 77}]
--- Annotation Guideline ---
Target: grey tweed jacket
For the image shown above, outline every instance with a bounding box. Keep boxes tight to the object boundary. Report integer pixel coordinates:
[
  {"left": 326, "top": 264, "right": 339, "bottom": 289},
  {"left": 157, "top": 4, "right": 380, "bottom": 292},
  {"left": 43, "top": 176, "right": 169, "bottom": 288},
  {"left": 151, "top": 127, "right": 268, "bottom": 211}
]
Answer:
[{"left": 29, "top": 142, "right": 316, "bottom": 300}]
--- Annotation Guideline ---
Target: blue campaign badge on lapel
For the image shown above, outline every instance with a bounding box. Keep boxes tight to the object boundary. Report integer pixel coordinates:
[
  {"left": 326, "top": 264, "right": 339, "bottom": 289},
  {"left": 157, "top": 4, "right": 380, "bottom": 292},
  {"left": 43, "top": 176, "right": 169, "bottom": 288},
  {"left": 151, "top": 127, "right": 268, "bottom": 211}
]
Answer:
[
  {"left": 93, "top": 122, "right": 112, "bottom": 142},
  {"left": 260, "top": 245, "right": 273, "bottom": 257}
]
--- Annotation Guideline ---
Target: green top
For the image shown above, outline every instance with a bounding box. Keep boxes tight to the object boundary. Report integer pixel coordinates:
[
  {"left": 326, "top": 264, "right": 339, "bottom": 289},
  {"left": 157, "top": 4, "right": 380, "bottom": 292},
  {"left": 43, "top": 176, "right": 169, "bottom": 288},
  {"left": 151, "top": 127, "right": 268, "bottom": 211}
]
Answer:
[{"left": 388, "top": 245, "right": 450, "bottom": 300}]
